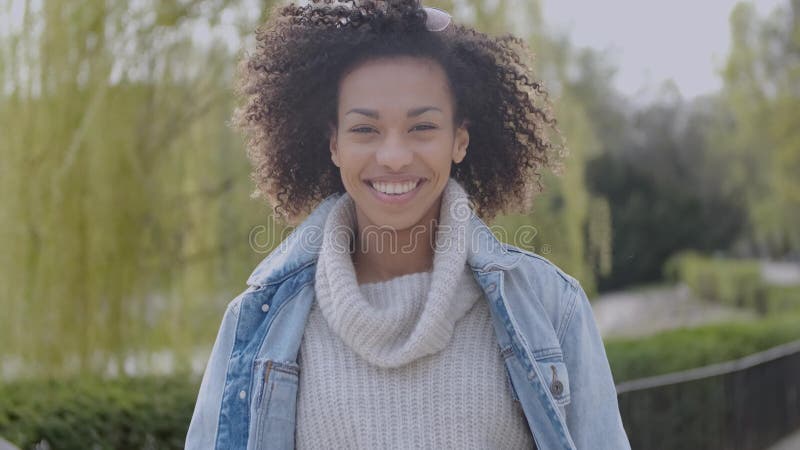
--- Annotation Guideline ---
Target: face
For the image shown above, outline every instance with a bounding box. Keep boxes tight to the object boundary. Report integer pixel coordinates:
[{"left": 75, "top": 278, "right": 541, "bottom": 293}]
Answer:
[{"left": 330, "top": 56, "right": 469, "bottom": 232}]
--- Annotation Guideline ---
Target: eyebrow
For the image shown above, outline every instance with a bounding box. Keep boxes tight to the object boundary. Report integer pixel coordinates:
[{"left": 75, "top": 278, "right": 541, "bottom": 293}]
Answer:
[{"left": 344, "top": 106, "right": 443, "bottom": 119}]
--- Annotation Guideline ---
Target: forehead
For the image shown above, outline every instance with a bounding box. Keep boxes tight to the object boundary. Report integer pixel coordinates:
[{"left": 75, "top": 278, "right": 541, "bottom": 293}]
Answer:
[{"left": 337, "top": 56, "right": 454, "bottom": 114}]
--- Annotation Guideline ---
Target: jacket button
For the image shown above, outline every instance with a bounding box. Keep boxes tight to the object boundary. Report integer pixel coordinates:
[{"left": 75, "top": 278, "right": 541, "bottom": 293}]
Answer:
[
  {"left": 238, "top": 390, "right": 247, "bottom": 400},
  {"left": 551, "top": 380, "right": 564, "bottom": 396},
  {"left": 487, "top": 283, "right": 496, "bottom": 293},
  {"left": 261, "top": 303, "right": 270, "bottom": 313}
]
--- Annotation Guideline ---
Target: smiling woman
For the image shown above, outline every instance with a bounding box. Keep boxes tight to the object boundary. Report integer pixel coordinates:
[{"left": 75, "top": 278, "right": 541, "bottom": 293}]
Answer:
[
  {"left": 232, "top": 1, "right": 559, "bottom": 225},
  {"left": 332, "top": 57, "right": 469, "bottom": 283},
  {"left": 186, "top": 1, "right": 630, "bottom": 449}
]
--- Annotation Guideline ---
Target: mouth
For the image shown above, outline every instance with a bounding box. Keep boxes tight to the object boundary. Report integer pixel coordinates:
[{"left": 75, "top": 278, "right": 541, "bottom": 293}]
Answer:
[{"left": 363, "top": 178, "right": 427, "bottom": 205}]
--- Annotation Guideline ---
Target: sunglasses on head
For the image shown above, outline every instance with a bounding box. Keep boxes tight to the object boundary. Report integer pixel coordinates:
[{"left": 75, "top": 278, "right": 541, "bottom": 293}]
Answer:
[{"left": 423, "top": 6, "right": 451, "bottom": 32}]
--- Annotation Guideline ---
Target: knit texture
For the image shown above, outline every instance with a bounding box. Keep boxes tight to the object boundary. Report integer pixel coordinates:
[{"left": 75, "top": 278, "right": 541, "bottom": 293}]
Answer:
[
  {"left": 313, "top": 177, "right": 477, "bottom": 368},
  {"left": 295, "top": 178, "right": 535, "bottom": 448}
]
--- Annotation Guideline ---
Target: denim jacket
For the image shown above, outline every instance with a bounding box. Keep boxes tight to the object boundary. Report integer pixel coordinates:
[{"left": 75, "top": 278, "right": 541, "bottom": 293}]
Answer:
[{"left": 186, "top": 193, "right": 631, "bottom": 450}]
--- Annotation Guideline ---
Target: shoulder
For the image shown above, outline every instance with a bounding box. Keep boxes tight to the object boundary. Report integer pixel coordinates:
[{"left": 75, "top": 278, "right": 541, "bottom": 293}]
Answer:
[
  {"left": 499, "top": 244, "right": 585, "bottom": 342},
  {"left": 219, "top": 284, "right": 264, "bottom": 325},
  {"left": 501, "top": 243, "right": 581, "bottom": 295}
]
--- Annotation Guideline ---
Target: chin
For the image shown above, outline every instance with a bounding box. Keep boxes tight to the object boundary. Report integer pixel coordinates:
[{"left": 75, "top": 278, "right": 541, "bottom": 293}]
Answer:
[{"left": 366, "top": 213, "right": 421, "bottom": 232}]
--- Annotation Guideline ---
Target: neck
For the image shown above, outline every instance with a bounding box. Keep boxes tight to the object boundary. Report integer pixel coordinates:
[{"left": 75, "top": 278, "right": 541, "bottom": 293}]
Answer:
[{"left": 352, "top": 198, "right": 442, "bottom": 285}]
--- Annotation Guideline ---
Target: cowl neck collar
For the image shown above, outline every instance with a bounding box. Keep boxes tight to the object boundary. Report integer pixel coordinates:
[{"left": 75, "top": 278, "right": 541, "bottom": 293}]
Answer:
[{"left": 313, "top": 178, "right": 482, "bottom": 368}]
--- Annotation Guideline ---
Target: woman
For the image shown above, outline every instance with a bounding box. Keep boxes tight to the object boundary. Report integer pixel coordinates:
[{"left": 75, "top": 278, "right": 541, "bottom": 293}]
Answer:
[{"left": 186, "top": 1, "right": 630, "bottom": 449}]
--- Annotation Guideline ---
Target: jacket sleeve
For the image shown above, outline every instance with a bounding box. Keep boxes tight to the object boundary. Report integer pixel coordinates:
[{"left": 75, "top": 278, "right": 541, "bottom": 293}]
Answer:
[
  {"left": 185, "top": 293, "right": 245, "bottom": 449},
  {"left": 559, "top": 281, "right": 631, "bottom": 450}
]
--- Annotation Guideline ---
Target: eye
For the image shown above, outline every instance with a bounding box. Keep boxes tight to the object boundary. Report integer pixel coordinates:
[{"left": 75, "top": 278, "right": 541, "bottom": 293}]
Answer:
[
  {"left": 350, "top": 126, "right": 377, "bottom": 134},
  {"left": 410, "top": 124, "right": 437, "bottom": 132}
]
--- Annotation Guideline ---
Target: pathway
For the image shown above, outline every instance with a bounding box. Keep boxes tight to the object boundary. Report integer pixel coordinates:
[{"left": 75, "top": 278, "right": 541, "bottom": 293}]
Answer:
[
  {"left": 769, "top": 426, "right": 800, "bottom": 450},
  {"left": 591, "top": 283, "right": 757, "bottom": 339},
  {"left": 0, "top": 437, "right": 19, "bottom": 450}
]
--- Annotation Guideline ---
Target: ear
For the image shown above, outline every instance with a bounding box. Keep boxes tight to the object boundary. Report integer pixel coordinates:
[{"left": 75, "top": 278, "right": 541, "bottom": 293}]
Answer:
[
  {"left": 452, "top": 120, "right": 470, "bottom": 164},
  {"left": 329, "top": 123, "right": 341, "bottom": 168}
]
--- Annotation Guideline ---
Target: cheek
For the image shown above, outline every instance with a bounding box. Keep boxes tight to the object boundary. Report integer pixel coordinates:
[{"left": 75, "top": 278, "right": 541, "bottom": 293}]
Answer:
[
  {"left": 417, "top": 139, "right": 456, "bottom": 166},
  {"left": 335, "top": 144, "right": 372, "bottom": 175}
]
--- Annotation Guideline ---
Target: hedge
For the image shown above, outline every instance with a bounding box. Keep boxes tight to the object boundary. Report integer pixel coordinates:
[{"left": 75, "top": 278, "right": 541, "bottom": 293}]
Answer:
[
  {"left": 663, "top": 251, "right": 800, "bottom": 315},
  {"left": 609, "top": 314, "right": 800, "bottom": 450},
  {"left": 605, "top": 311, "right": 800, "bottom": 382},
  {"left": 3, "top": 314, "right": 800, "bottom": 448},
  {"left": 0, "top": 374, "right": 199, "bottom": 450}
]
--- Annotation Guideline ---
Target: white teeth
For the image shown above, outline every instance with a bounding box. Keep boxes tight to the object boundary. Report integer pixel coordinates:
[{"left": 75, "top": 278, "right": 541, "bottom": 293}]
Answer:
[{"left": 371, "top": 180, "right": 419, "bottom": 195}]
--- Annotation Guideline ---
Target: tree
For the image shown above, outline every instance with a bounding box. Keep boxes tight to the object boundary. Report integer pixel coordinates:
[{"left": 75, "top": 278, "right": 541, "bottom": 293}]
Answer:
[
  {"left": 715, "top": 0, "right": 800, "bottom": 256},
  {"left": 586, "top": 94, "right": 746, "bottom": 290},
  {"left": 0, "top": 0, "right": 275, "bottom": 378}
]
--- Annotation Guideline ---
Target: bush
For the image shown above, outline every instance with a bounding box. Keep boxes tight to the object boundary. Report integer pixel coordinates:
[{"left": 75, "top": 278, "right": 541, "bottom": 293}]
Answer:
[
  {"left": 609, "top": 312, "right": 800, "bottom": 450},
  {"left": 664, "top": 251, "right": 800, "bottom": 315},
  {"left": 605, "top": 312, "right": 800, "bottom": 382},
  {"left": 0, "top": 374, "right": 200, "bottom": 450},
  {"left": 4, "top": 313, "right": 800, "bottom": 449}
]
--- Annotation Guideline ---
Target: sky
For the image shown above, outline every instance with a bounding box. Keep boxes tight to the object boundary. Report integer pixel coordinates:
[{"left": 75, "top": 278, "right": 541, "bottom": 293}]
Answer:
[{"left": 540, "top": 0, "right": 787, "bottom": 99}]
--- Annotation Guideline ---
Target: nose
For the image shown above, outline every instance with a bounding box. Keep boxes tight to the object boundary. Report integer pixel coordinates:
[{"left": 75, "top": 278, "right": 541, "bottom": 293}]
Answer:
[{"left": 375, "top": 133, "right": 413, "bottom": 171}]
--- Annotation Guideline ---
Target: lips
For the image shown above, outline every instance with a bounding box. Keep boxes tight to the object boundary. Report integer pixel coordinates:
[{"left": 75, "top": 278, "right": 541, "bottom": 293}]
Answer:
[
  {"left": 363, "top": 177, "right": 427, "bottom": 204},
  {"left": 364, "top": 176, "right": 426, "bottom": 193},
  {"left": 365, "top": 176, "right": 426, "bottom": 183},
  {"left": 371, "top": 179, "right": 421, "bottom": 195}
]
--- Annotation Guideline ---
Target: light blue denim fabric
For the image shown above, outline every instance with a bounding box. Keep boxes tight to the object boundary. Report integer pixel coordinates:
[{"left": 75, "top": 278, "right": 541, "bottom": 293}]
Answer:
[{"left": 186, "top": 192, "right": 631, "bottom": 450}]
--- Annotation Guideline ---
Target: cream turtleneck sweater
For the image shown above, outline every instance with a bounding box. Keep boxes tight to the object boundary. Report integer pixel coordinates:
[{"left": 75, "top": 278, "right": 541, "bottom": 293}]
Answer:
[{"left": 295, "top": 178, "right": 534, "bottom": 449}]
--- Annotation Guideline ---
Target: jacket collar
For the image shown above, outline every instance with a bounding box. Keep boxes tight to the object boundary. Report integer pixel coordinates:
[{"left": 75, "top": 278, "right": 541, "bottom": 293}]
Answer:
[{"left": 246, "top": 192, "right": 521, "bottom": 287}]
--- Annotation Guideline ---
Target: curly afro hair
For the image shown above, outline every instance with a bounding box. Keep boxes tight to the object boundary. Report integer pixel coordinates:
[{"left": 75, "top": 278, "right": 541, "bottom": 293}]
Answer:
[{"left": 233, "top": 0, "right": 562, "bottom": 224}]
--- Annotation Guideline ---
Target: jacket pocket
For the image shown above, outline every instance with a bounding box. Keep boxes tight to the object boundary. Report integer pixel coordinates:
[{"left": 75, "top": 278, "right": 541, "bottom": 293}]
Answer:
[
  {"left": 536, "top": 360, "right": 571, "bottom": 407},
  {"left": 502, "top": 347, "right": 572, "bottom": 408},
  {"left": 248, "top": 359, "right": 300, "bottom": 450}
]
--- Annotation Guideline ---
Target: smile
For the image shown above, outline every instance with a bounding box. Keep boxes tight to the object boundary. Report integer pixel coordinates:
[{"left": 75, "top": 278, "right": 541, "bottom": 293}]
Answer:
[{"left": 364, "top": 178, "right": 426, "bottom": 205}]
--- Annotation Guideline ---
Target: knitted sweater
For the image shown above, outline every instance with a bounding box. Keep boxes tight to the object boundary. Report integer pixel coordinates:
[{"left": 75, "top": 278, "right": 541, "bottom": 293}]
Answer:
[{"left": 295, "top": 178, "right": 534, "bottom": 448}]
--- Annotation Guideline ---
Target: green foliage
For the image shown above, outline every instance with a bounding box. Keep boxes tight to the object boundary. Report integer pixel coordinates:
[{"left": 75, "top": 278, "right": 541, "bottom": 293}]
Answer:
[
  {"left": 0, "top": 375, "right": 200, "bottom": 450},
  {"left": 606, "top": 311, "right": 800, "bottom": 382},
  {"left": 4, "top": 318, "right": 800, "bottom": 449},
  {"left": 583, "top": 97, "right": 746, "bottom": 291},
  {"left": 611, "top": 309, "right": 800, "bottom": 449},
  {"left": 0, "top": 0, "right": 283, "bottom": 378},
  {"left": 665, "top": 251, "right": 766, "bottom": 312},
  {"left": 713, "top": 1, "right": 800, "bottom": 255},
  {"left": 664, "top": 251, "right": 800, "bottom": 315},
  {"left": 764, "top": 284, "right": 800, "bottom": 314}
]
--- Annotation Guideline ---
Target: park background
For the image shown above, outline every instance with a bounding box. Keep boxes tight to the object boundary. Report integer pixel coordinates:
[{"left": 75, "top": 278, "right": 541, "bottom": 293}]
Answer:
[{"left": 1, "top": 0, "right": 799, "bottom": 448}]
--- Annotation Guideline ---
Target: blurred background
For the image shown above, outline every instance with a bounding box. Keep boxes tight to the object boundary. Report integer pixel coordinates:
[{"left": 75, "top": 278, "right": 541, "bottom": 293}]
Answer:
[{"left": 1, "top": 0, "right": 799, "bottom": 448}]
